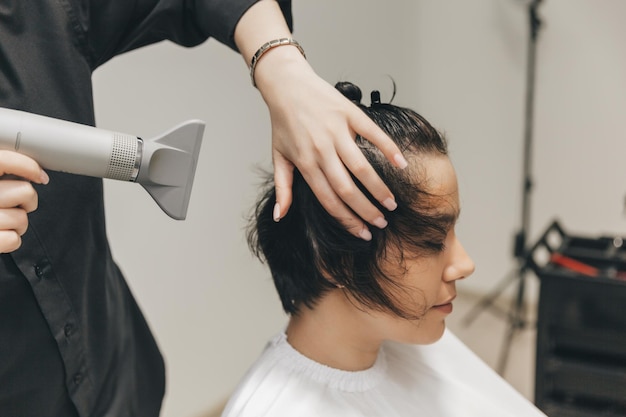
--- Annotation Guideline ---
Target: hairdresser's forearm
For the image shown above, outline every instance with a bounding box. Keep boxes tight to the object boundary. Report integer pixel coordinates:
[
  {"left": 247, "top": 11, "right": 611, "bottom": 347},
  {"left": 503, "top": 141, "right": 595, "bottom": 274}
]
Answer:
[{"left": 234, "top": 0, "right": 308, "bottom": 87}]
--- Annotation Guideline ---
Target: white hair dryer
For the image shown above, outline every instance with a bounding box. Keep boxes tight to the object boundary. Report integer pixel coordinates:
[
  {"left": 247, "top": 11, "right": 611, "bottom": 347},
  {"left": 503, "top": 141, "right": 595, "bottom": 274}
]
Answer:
[{"left": 0, "top": 107, "right": 205, "bottom": 220}]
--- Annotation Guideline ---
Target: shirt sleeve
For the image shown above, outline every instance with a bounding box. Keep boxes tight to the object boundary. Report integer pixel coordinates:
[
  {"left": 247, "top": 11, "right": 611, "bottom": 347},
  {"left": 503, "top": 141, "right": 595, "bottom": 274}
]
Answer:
[
  {"left": 86, "top": 0, "right": 293, "bottom": 68},
  {"left": 194, "top": 0, "right": 293, "bottom": 50}
]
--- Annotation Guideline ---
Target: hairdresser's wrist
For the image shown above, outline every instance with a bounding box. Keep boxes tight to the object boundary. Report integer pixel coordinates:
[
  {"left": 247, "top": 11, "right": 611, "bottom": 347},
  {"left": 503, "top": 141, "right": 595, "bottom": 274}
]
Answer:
[{"left": 253, "top": 46, "right": 312, "bottom": 94}]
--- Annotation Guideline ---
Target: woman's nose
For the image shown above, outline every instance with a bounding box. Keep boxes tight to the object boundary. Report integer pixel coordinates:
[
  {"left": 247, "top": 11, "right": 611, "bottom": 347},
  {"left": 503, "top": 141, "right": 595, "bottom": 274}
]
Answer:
[{"left": 445, "top": 238, "right": 475, "bottom": 282}]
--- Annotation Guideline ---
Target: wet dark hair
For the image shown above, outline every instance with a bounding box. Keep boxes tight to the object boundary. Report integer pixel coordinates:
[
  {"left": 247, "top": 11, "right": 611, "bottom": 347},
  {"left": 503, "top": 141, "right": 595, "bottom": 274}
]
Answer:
[{"left": 247, "top": 81, "right": 452, "bottom": 320}]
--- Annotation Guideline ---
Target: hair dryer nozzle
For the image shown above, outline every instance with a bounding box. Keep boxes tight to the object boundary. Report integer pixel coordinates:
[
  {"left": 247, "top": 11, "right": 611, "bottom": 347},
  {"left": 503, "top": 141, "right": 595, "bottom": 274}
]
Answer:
[{"left": 136, "top": 120, "right": 205, "bottom": 220}]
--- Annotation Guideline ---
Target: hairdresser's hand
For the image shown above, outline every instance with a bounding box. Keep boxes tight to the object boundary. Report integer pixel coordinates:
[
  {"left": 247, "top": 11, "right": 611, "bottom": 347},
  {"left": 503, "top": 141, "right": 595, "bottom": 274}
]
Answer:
[
  {"left": 0, "top": 150, "right": 49, "bottom": 253},
  {"left": 234, "top": 0, "right": 406, "bottom": 239},
  {"left": 254, "top": 52, "right": 407, "bottom": 240}
]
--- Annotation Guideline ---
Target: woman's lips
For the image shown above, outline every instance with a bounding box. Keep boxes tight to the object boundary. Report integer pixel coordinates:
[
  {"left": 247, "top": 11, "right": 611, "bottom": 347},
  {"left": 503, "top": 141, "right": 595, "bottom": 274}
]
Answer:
[
  {"left": 432, "top": 296, "right": 456, "bottom": 314},
  {"left": 432, "top": 302, "right": 453, "bottom": 314}
]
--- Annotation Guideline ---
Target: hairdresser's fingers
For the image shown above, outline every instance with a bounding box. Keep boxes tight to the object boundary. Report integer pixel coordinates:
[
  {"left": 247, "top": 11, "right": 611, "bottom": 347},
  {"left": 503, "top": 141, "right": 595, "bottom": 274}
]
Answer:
[
  {"left": 0, "top": 208, "right": 29, "bottom": 237},
  {"left": 0, "top": 180, "right": 39, "bottom": 213},
  {"left": 282, "top": 128, "right": 375, "bottom": 237},
  {"left": 272, "top": 152, "right": 294, "bottom": 221},
  {"left": 273, "top": 138, "right": 372, "bottom": 238},
  {"left": 0, "top": 150, "right": 49, "bottom": 185},
  {"left": 0, "top": 230, "right": 23, "bottom": 253},
  {"left": 297, "top": 162, "right": 373, "bottom": 241},
  {"left": 333, "top": 130, "right": 398, "bottom": 215},
  {"left": 316, "top": 143, "right": 390, "bottom": 229},
  {"left": 348, "top": 108, "right": 408, "bottom": 170},
  {"left": 0, "top": 204, "right": 30, "bottom": 254},
  {"left": 320, "top": 105, "right": 405, "bottom": 226},
  {"left": 0, "top": 175, "right": 39, "bottom": 253}
]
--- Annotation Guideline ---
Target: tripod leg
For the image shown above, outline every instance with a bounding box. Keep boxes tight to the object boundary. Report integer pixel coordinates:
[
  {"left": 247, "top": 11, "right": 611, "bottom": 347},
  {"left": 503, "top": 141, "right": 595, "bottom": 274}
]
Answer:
[
  {"left": 496, "top": 267, "right": 529, "bottom": 374},
  {"left": 496, "top": 314, "right": 518, "bottom": 375}
]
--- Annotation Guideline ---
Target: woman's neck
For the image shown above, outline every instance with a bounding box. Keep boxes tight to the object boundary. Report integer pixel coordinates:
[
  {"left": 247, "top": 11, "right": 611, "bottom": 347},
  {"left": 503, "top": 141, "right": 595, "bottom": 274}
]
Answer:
[{"left": 285, "top": 290, "right": 383, "bottom": 371}]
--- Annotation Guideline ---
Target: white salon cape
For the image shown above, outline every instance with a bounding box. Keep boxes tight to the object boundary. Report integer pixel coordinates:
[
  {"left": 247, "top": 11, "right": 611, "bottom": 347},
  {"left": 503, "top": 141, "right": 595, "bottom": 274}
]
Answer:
[{"left": 221, "top": 329, "right": 547, "bottom": 417}]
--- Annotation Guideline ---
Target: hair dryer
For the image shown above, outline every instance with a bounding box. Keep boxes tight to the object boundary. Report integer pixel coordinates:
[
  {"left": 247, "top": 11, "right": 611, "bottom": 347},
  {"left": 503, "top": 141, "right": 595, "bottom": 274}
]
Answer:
[{"left": 0, "top": 107, "right": 205, "bottom": 220}]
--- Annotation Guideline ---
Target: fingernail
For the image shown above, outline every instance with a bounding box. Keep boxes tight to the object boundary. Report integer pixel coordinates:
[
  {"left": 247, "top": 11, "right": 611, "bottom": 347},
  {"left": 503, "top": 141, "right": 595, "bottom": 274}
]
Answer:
[
  {"left": 273, "top": 203, "right": 281, "bottom": 222},
  {"left": 40, "top": 171, "right": 50, "bottom": 185},
  {"left": 394, "top": 153, "right": 408, "bottom": 169},
  {"left": 382, "top": 198, "right": 397, "bottom": 211},
  {"left": 372, "top": 216, "right": 388, "bottom": 229},
  {"left": 359, "top": 227, "right": 372, "bottom": 241}
]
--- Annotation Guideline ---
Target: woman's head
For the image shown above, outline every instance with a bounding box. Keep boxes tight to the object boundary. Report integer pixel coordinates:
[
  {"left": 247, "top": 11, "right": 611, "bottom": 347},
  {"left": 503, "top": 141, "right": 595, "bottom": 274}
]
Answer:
[{"left": 248, "top": 81, "right": 474, "bottom": 342}]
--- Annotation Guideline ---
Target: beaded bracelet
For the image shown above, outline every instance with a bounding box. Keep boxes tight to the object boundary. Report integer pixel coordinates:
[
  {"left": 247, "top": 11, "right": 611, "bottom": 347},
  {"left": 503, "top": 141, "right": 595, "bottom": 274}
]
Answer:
[{"left": 249, "top": 38, "right": 306, "bottom": 87}]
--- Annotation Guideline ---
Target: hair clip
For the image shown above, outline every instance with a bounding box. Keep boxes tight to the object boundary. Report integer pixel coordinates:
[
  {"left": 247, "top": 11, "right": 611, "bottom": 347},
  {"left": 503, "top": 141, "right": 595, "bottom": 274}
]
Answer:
[{"left": 371, "top": 90, "right": 381, "bottom": 105}]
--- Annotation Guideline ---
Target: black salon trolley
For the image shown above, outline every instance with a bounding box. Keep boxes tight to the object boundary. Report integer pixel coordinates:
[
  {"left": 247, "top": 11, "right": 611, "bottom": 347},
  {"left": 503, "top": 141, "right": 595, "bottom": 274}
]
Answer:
[{"left": 532, "top": 222, "right": 626, "bottom": 417}]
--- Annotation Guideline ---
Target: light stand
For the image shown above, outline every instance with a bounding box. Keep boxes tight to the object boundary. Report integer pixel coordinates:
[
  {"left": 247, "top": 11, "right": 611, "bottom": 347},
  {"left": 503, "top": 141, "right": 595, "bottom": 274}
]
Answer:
[{"left": 463, "top": 0, "right": 544, "bottom": 375}]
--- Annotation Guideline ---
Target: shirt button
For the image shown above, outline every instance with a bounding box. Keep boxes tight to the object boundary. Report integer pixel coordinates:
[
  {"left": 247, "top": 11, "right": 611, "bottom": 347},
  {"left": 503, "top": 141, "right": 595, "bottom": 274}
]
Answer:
[
  {"left": 64, "top": 324, "right": 73, "bottom": 337},
  {"left": 73, "top": 373, "right": 83, "bottom": 385},
  {"left": 34, "top": 264, "right": 44, "bottom": 279}
]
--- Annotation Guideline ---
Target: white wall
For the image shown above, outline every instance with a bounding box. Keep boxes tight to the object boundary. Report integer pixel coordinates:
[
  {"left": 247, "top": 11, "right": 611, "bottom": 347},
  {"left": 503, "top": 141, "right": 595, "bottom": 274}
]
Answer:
[{"left": 92, "top": 1, "right": 626, "bottom": 416}]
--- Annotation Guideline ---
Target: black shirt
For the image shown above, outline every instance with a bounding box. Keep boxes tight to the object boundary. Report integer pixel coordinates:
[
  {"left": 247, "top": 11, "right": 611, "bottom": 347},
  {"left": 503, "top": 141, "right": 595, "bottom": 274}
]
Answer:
[{"left": 0, "top": 1, "right": 292, "bottom": 416}]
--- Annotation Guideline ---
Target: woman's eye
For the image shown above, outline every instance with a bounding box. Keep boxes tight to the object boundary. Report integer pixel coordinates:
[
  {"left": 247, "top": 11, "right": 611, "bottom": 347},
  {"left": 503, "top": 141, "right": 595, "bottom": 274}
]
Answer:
[{"left": 423, "top": 240, "right": 446, "bottom": 253}]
